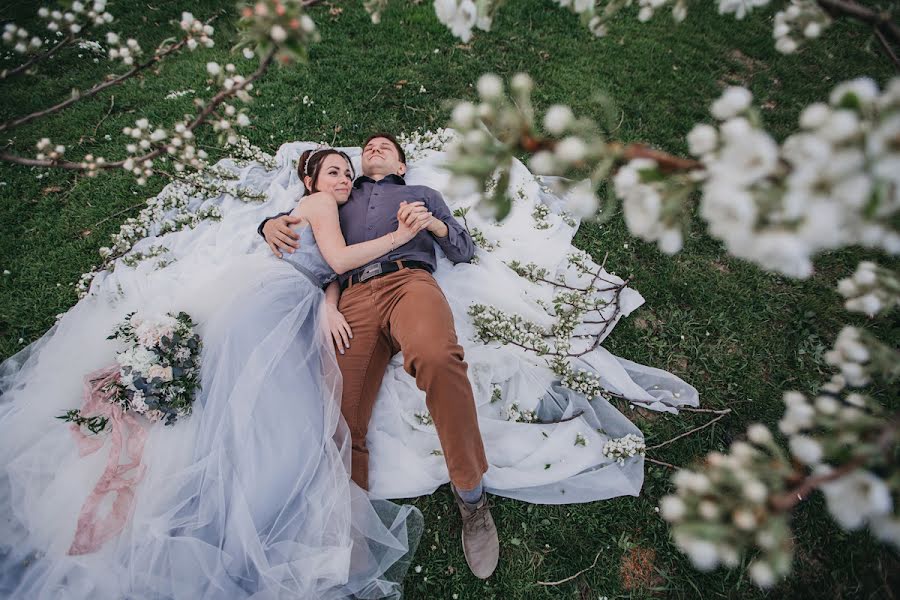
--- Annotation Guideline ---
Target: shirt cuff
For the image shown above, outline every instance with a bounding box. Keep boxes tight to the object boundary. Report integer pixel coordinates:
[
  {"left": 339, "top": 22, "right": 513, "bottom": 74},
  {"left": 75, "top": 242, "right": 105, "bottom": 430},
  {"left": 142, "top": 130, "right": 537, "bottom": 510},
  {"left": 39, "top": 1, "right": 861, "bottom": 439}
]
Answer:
[{"left": 433, "top": 218, "right": 463, "bottom": 258}]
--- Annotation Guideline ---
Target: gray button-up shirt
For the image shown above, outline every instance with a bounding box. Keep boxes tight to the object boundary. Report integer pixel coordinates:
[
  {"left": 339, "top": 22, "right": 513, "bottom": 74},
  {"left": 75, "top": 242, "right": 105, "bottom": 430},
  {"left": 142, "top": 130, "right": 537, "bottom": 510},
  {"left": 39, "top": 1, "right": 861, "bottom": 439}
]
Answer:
[{"left": 258, "top": 173, "right": 475, "bottom": 286}]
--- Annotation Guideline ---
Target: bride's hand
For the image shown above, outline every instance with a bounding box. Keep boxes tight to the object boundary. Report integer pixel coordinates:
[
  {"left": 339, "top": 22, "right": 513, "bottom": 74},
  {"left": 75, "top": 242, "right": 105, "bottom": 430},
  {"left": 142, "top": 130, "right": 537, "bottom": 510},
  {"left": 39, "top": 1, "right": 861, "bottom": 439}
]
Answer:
[
  {"left": 395, "top": 201, "right": 431, "bottom": 244},
  {"left": 324, "top": 303, "right": 352, "bottom": 354}
]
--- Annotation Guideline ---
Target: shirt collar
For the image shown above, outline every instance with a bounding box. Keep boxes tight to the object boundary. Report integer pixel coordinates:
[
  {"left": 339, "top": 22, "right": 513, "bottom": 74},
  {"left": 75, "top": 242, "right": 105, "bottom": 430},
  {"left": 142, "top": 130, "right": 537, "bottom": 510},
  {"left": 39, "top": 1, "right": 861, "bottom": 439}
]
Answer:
[{"left": 353, "top": 173, "right": 406, "bottom": 188}]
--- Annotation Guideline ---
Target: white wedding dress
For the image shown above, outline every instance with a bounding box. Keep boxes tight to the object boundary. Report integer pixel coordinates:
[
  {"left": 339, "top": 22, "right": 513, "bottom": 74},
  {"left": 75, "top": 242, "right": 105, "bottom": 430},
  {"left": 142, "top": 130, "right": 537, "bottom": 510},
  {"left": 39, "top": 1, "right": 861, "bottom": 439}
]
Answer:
[
  {"left": 0, "top": 225, "right": 421, "bottom": 598},
  {"left": 0, "top": 138, "right": 698, "bottom": 598}
]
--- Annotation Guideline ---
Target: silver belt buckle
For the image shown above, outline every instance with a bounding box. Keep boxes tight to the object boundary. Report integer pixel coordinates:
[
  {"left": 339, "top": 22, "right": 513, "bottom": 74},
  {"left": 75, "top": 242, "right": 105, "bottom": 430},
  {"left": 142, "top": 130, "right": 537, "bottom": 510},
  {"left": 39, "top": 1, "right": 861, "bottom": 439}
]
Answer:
[{"left": 359, "top": 262, "right": 384, "bottom": 283}]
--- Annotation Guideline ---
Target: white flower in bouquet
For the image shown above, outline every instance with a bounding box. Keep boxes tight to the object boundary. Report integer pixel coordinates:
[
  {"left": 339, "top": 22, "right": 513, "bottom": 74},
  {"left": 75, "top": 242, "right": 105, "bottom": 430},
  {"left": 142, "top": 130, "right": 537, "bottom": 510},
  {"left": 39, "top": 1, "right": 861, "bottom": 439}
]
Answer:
[{"left": 117, "top": 346, "right": 157, "bottom": 374}]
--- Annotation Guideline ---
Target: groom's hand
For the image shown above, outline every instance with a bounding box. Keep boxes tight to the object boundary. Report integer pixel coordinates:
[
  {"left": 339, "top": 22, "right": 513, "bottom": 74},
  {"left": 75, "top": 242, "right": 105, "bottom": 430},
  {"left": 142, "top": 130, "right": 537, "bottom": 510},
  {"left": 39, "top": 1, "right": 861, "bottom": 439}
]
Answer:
[
  {"left": 398, "top": 201, "right": 447, "bottom": 238},
  {"left": 397, "top": 201, "right": 428, "bottom": 227},
  {"left": 263, "top": 214, "right": 303, "bottom": 258}
]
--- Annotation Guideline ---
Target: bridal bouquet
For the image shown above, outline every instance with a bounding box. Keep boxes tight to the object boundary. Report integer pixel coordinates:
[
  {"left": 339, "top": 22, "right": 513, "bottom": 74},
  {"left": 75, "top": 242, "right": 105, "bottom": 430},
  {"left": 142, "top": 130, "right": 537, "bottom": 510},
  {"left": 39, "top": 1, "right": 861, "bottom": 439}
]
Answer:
[
  {"left": 59, "top": 311, "right": 202, "bottom": 432},
  {"left": 55, "top": 311, "right": 202, "bottom": 555}
]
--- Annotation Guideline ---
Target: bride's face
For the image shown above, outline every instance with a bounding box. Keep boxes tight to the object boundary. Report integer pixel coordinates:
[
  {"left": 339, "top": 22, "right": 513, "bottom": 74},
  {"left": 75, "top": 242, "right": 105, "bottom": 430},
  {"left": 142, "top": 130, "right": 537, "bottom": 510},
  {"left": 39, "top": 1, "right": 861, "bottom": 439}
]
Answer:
[{"left": 312, "top": 154, "right": 353, "bottom": 204}]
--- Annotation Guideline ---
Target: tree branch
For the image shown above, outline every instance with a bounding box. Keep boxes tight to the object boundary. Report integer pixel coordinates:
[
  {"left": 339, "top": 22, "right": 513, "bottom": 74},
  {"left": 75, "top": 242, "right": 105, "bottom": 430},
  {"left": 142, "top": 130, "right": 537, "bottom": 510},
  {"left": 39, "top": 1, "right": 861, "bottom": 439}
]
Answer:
[
  {"left": 0, "top": 47, "right": 276, "bottom": 172},
  {"left": 646, "top": 456, "right": 678, "bottom": 469},
  {"left": 536, "top": 550, "right": 602, "bottom": 586},
  {"left": 0, "top": 33, "right": 77, "bottom": 80},
  {"left": 873, "top": 26, "right": 900, "bottom": 70},
  {"left": 769, "top": 416, "right": 899, "bottom": 512},
  {"left": 646, "top": 410, "right": 731, "bottom": 451},
  {"left": 817, "top": 0, "right": 900, "bottom": 44},
  {"left": 0, "top": 38, "right": 188, "bottom": 133},
  {"left": 614, "top": 142, "right": 704, "bottom": 172},
  {"left": 571, "top": 278, "right": 629, "bottom": 357}
]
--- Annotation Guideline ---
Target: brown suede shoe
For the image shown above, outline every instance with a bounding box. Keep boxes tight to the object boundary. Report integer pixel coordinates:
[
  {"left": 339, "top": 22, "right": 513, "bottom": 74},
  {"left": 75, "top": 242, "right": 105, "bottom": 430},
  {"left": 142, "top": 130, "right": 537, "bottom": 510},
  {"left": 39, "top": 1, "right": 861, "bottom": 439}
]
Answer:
[{"left": 452, "top": 487, "right": 499, "bottom": 579}]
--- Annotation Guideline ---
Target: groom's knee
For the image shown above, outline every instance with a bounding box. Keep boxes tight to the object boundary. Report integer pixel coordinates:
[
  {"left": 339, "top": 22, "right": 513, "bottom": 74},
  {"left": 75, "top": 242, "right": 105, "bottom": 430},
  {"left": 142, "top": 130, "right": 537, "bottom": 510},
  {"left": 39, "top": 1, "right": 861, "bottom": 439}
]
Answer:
[{"left": 404, "top": 339, "right": 465, "bottom": 376}]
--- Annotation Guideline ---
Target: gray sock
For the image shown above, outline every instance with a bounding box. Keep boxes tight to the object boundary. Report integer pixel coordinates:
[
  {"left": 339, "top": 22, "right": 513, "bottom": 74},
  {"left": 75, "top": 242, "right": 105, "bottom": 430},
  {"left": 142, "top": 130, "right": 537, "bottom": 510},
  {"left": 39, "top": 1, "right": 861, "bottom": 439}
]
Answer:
[{"left": 455, "top": 481, "right": 484, "bottom": 505}]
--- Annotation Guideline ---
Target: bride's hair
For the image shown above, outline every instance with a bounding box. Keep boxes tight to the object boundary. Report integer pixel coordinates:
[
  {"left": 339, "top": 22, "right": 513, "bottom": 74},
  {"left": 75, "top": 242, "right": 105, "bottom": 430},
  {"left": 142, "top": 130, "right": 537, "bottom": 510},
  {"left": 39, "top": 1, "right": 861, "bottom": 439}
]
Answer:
[{"left": 297, "top": 148, "right": 355, "bottom": 195}]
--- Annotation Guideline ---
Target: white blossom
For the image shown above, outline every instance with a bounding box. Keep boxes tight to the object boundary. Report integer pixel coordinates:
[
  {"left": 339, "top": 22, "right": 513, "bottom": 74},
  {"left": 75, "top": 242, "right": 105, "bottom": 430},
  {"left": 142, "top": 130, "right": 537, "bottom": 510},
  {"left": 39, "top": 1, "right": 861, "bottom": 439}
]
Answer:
[
  {"left": 544, "top": 105, "right": 574, "bottom": 135},
  {"left": 434, "top": 0, "right": 478, "bottom": 43},
  {"left": 711, "top": 86, "right": 753, "bottom": 120},
  {"left": 476, "top": 73, "right": 503, "bottom": 100},
  {"left": 749, "top": 561, "right": 776, "bottom": 588},
  {"left": 660, "top": 495, "right": 686, "bottom": 522},
  {"left": 819, "top": 469, "right": 893, "bottom": 530},
  {"left": 788, "top": 435, "right": 823, "bottom": 465},
  {"left": 270, "top": 24, "right": 287, "bottom": 42},
  {"left": 687, "top": 123, "right": 717, "bottom": 156}
]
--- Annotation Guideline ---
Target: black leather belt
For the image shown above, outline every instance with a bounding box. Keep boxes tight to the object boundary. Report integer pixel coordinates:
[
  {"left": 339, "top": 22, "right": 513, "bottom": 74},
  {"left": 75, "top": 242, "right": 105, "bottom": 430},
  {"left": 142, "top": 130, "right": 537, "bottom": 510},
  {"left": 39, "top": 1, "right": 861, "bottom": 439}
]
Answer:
[{"left": 341, "top": 260, "right": 433, "bottom": 291}]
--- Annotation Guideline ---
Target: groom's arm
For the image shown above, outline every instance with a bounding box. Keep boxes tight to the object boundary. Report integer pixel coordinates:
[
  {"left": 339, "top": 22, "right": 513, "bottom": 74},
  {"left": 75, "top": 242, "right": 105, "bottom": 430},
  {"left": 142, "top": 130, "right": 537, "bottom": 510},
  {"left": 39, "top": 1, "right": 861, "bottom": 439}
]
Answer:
[
  {"left": 257, "top": 211, "right": 291, "bottom": 238},
  {"left": 259, "top": 211, "right": 302, "bottom": 258},
  {"left": 423, "top": 188, "right": 475, "bottom": 263}
]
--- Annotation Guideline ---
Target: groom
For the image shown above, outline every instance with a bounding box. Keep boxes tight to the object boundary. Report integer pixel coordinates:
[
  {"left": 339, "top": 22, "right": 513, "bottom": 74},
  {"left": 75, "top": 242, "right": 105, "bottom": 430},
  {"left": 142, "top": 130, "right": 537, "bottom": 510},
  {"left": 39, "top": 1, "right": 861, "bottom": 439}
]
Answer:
[{"left": 258, "top": 133, "right": 498, "bottom": 579}]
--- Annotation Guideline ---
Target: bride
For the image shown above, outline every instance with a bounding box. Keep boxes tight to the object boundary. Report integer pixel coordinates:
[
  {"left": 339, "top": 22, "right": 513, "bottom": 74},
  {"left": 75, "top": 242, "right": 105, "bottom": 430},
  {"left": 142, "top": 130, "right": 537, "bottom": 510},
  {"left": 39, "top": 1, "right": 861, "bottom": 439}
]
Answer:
[{"left": 0, "top": 149, "right": 426, "bottom": 599}]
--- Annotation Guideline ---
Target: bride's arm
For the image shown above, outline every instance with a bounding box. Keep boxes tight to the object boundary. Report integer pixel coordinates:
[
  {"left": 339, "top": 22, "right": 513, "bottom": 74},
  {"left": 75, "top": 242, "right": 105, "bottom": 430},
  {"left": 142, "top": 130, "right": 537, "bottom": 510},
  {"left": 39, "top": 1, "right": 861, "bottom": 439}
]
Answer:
[
  {"left": 301, "top": 192, "right": 429, "bottom": 275},
  {"left": 323, "top": 281, "right": 351, "bottom": 353}
]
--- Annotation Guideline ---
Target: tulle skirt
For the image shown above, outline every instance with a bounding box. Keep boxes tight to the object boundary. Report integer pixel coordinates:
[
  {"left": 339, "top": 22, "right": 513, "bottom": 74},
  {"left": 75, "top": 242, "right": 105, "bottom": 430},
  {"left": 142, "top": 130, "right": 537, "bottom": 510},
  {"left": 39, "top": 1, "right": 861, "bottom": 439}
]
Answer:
[{"left": 0, "top": 258, "right": 421, "bottom": 599}]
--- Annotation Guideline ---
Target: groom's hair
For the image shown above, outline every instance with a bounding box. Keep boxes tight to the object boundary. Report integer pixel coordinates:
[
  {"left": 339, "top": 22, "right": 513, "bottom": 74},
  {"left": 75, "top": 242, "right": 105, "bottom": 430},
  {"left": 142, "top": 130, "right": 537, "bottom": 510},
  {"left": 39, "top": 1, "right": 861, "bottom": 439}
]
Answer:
[{"left": 364, "top": 132, "right": 406, "bottom": 165}]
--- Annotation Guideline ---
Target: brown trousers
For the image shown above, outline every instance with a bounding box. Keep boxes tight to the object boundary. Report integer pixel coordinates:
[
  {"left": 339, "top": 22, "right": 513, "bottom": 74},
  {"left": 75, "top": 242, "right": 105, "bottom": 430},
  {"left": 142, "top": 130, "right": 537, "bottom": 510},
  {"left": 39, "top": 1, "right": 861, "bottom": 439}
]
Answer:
[{"left": 336, "top": 267, "right": 488, "bottom": 491}]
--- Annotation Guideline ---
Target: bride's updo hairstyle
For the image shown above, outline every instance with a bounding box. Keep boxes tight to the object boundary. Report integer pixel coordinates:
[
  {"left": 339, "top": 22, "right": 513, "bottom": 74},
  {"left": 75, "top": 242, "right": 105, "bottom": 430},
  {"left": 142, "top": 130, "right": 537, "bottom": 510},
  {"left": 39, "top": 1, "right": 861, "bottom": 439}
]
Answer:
[{"left": 297, "top": 148, "right": 355, "bottom": 195}]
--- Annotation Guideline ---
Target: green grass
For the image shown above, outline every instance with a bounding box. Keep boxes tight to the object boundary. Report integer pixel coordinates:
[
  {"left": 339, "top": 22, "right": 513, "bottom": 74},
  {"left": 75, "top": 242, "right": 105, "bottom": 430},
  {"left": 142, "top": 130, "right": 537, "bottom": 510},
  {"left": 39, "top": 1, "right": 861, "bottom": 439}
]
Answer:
[{"left": 1, "top": 0, "right": 897, "bottom": 598}]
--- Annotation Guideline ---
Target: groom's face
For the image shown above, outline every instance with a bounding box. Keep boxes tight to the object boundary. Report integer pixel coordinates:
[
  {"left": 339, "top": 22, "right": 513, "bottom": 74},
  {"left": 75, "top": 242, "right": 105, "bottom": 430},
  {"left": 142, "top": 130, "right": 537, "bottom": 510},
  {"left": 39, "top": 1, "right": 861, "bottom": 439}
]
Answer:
[{"left": 361, "top": 137, "right": 406, "bottom": 178}]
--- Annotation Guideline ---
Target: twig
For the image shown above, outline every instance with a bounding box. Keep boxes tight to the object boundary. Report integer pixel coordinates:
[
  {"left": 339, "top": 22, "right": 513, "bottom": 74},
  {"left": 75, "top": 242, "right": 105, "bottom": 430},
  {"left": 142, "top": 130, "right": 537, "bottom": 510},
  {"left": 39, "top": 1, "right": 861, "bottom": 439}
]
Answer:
[
  {"left": 572, "top": 278, "right": 629, "bottom": 357},
  {"left": 368, "top": 85, "right": 385, "bottom": 103},
  {"left": 608, "top": 109, "right": 626, "bottom": 135},
  {"left": 91, "top": 95, "right": 116, "bottom": 137},
  {"left": 873, "top": 26, "right": 900, "bottom": 70},
  {"left": 603, "top": 390, "right": 663, "bottom": 404},
  {"left": 0, "top": 34, "right": 77, "bottom": 80},
  {"left": 535, "top": 410, "right": 585, "bottom": 425},
  {"left": 81, "top": 201, "right": 147, "bottom": 233},
  {"left": 646, "top": 410, "right": 731, "bottom": 451},
  {"left": 536, "top": 550, "right": 602, "bottom": 586},
  {"left": 678, "top": 406, "right": 732, "bottom": 415},
  {"left": 646, "top": 456, "right": 678, "bottom": 469}
]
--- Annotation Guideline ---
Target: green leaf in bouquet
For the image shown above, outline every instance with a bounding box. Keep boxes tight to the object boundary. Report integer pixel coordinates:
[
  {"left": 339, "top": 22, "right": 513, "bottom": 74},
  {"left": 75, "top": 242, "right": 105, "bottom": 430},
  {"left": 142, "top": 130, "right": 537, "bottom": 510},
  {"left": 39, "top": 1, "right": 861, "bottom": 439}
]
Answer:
[{"left": 56, "top": 409, "right": 109, "bottom": 435}]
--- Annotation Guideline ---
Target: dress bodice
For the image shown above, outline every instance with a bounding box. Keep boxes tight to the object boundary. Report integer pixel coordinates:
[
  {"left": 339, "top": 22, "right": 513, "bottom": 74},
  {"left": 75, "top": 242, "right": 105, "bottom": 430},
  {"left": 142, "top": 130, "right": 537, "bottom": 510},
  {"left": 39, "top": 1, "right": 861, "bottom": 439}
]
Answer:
[{"left": 280, "top": 223, "right": 336, "bottom": 287}]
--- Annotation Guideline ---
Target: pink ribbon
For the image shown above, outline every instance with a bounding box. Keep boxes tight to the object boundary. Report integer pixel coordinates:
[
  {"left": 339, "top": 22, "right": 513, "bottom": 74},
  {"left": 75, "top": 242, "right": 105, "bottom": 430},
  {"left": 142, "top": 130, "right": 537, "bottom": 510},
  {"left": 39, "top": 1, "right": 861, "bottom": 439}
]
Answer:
[{"left": 67, "top": 365, "right": 148, "bottom": 556}]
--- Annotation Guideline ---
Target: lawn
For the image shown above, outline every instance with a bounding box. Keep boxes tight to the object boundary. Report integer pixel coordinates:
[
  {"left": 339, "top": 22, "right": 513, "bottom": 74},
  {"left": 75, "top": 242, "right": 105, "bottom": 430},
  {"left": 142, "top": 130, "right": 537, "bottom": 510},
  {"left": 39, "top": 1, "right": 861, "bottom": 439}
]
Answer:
[{"left": 1, "top": 0, "right": 897, "bottom": 598}]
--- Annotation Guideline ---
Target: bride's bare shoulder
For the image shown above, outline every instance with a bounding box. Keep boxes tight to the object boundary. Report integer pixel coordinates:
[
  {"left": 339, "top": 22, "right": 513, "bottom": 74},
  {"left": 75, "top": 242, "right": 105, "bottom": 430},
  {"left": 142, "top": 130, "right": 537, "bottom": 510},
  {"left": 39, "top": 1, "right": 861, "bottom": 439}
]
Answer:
[{"left": 295, "top": 191, "right": 338, "bottom": 221}]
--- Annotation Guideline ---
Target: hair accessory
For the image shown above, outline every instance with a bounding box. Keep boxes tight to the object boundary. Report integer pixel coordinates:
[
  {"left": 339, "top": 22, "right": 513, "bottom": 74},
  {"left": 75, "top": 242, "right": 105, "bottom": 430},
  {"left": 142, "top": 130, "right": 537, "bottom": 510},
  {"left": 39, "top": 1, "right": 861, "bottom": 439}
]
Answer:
[{"left": 303, "top": 145, "right": 331, "bottom": 177}]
